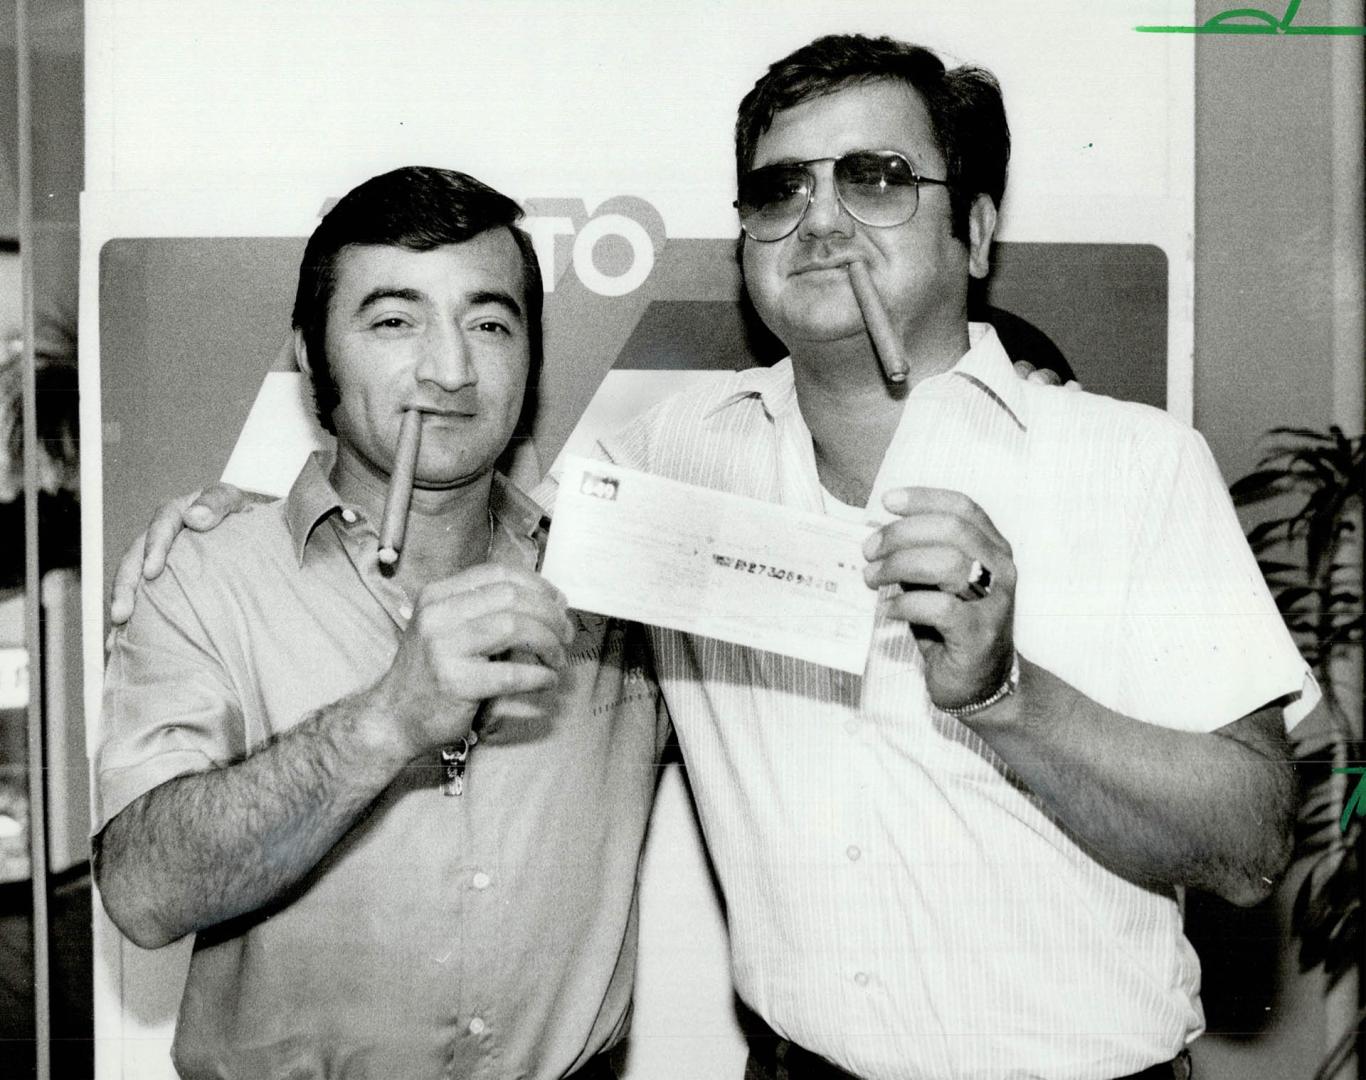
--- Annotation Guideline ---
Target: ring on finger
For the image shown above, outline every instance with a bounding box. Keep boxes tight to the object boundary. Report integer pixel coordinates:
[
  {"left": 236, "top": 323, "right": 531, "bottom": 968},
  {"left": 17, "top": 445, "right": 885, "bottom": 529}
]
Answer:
[{"left": 956, "top": 559, "right": 993, "bottom": 602}]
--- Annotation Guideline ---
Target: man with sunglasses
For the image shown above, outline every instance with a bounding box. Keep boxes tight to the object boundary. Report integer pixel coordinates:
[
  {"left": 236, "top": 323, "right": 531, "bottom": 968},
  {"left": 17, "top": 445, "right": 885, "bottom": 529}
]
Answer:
[
  {"left": 110, "top": 33, "right": 1311, "bottom": 1080},
  {"left": 590, "top": 33, "right": 1312, "bottom": 1080}
]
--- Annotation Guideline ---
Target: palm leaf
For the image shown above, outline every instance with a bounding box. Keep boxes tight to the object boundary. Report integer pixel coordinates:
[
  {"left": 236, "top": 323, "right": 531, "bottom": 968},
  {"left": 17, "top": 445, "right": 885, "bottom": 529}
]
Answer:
[{"left": 1236, "top": 428, "right": 1363, "bottom": 1064}]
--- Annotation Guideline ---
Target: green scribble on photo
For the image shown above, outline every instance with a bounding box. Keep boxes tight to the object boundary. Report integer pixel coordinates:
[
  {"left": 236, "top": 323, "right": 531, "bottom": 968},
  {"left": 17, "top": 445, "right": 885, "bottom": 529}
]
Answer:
[
  {"left": 1136, "top": 0, "right": 1366, "bottom": 34},
  {"left": 1334, "top": 767, "right": 1366, "bottom": 833}
]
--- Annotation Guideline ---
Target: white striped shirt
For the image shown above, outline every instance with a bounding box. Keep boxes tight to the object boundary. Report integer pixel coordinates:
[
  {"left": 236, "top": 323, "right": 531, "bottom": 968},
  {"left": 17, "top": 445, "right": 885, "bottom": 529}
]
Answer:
[{"left": 590, "top": 324, "right": 1314, "bottom": 1080}]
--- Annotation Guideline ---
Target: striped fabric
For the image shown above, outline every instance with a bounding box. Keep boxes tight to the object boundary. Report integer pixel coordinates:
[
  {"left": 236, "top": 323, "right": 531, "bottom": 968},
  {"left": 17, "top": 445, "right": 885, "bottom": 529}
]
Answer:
[{"left": 590, "top": 324, "right": 1315, "bottom": 1080}]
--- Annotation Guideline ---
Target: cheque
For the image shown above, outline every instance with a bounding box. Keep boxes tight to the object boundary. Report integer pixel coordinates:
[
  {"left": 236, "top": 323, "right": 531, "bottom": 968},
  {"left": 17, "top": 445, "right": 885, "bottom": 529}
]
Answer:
[{"left": 542, "top": 456, "right": 878, "bottom": 673}]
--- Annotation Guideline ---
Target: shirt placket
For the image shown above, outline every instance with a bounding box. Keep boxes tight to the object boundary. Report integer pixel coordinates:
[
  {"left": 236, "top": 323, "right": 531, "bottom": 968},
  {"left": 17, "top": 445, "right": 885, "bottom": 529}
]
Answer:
[
  {"left": 328, "top": 503, "right": 519, "bottom": 1076},
  {"left": 326, "top": 506, "right": 419, "bottom": 626}
]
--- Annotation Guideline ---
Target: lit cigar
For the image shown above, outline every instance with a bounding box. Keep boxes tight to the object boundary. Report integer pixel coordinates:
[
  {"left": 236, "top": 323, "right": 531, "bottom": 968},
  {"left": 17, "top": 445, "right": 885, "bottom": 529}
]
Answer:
[
  {"left": 377, "top": 408, "right": 423, "bottom": 566},
  {"left": 847, "top": 260, "right": 908, "bottom": 384}
]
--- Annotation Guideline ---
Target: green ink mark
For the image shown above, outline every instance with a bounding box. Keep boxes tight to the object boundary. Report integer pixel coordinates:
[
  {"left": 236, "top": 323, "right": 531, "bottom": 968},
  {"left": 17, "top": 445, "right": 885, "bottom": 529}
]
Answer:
[
  {"left": 1137, "top": 0, "right": 1366, "bottom": 34},
  {"left": 1335, "top": 767, "right": 1366, "bottom": 833}
]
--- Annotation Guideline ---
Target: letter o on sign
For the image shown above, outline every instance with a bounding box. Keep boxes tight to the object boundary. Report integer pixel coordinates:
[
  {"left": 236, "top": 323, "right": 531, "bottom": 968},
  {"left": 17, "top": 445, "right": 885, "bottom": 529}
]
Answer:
[{"left": 573, "top": 213, "right": 655, "bottom": 297}]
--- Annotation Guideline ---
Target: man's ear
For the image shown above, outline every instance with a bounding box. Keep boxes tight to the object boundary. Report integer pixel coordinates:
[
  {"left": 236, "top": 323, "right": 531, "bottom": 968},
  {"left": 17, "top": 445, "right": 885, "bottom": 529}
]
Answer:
[
  {"left": 967, "top": 194, "right": 997, "bottom": 281},
  {"left": 292, "top": 328, "right": 313, "bottom": 378}
]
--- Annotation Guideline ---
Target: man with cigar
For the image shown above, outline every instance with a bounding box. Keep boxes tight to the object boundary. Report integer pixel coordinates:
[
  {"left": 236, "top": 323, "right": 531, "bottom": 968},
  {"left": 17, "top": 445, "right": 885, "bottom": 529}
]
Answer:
[
  {"left": 94, "top": 166, "right": 666, "bottom": 1080},
  {"left": 114, "top": 33, "right": 1312, "bottom": 1080},
  {"left": 587, "top": 34, "right": 1310, "bottom": 1080}
]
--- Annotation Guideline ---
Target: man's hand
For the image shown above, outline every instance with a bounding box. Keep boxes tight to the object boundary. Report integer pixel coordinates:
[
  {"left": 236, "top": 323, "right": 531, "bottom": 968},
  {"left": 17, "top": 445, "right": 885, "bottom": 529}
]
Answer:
[
  {"left": 369, "top": 563, "right": 577, "bottom": 757},
  {"left": 108, "top": 483, "right": 255, "bottom": 631},
  {"left": 1012, "top": 359, "right": 1082, "bottom": 390},
  {"left": 862, "top": 486, "right": 1016, "bottom": 711}
]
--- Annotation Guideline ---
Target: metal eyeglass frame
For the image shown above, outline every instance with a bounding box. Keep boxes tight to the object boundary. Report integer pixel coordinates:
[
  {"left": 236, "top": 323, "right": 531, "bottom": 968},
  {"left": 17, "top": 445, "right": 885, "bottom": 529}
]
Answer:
[{"left": 734, "top": 149, "right": 950, "bottom": 242}]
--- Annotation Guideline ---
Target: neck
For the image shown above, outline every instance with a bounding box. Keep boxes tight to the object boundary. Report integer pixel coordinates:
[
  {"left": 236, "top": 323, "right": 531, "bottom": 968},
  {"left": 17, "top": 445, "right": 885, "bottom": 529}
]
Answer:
[
  {"left": 789, "top": 320, "right": 972, "bottom": 507},
  {"left": 793, "top": 370, "right": 899, "bottom": 507},
  {"left": 331, "top": 445, "right": 497, "bottom": 593},
  {"left": 794, "top": 310, "right": 970, "bottom": 389}
]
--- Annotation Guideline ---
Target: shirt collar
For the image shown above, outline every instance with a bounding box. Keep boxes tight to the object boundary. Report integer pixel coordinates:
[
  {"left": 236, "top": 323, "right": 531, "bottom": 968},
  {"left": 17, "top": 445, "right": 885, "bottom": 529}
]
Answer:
[
  {"left": 283, "top": 453, "right": 550, "bottom": 566},
  {"left": 943, "top": 322, "right": 1030, "bottom": 434},
  {"left": 702, "top": 322, "right": 1028, "bottom": 432},
  {"left": 284, "top": 454, "right": 344, "bottom": 562},
  {"left": 702, "top": 357, "right": 798, "bottom": 421}
]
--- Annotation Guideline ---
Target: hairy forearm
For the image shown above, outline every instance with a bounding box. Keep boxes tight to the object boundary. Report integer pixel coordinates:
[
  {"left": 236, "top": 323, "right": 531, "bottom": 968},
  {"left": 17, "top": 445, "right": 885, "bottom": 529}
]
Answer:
[
  {"left": 968, "top": 659, "right": 1294, "bottom": 905},
  {"left": 95, "top": 690, "right": 406, "bottom": 949}
]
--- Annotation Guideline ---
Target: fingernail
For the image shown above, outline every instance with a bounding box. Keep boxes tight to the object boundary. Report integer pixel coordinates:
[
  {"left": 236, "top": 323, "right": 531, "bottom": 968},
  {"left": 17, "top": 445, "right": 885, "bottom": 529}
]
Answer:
[{"left": 186, "top": 506, "right": 212, "bottom": 526}]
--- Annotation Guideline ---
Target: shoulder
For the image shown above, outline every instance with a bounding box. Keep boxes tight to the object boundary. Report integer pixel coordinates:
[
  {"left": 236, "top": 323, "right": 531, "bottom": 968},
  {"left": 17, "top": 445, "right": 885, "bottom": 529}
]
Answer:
[
  {"left": 1023, "top": 384, "right": 1207, "bottom": 469},
  {"left": 1013, "top": 386, "right": 1234, "bottom": 536},
  {"left": 602, "top": 367, "right": 778, "bottom": 472},
  {"left": 156, "top": 498, "right": 293, "bottom": 584},
  {"left": 631, "top": 369, "right": 764, "bottom": 430}
]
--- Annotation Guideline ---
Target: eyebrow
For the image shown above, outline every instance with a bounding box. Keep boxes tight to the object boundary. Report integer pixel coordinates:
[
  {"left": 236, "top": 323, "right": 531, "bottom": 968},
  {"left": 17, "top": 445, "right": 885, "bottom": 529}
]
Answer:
[
  {"left": 467, "top": 289, "right": 524, "bottom": 319},
  {"left": 355, "top": 286, "right": 426, "bottom": 312},
  {"left": 353, "top": 286, "right": 524, "bottom": 319}
]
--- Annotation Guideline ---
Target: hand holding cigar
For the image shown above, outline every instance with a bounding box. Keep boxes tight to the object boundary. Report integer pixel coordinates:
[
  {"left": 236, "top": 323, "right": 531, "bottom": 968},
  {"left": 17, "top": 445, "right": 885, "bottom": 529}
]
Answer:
[
  {"left": 847, "top": 260, "right": 909, "bottom": 384},
  {"left": 378, "top": 408, "right": 423, "bottom": 566}
]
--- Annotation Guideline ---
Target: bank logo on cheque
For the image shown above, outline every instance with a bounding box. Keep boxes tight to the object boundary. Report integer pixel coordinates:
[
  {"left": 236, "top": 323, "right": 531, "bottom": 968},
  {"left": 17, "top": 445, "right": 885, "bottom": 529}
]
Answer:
[{"left": 580, "top": 471, "right": 620, "bottom": 501}]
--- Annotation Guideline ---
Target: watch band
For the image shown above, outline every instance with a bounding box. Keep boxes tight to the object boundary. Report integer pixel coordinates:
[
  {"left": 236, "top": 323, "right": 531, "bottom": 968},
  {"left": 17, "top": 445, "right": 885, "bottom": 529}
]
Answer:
[{"left": 940, "top": 651, "right": 1020, "bottom": 720}]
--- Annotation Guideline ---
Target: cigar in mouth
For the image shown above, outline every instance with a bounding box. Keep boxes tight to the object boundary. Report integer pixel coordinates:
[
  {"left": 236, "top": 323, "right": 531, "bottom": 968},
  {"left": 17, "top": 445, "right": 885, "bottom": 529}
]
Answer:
[
  {"left": 377, "top": 408, "right": 423, "bottom": 566},
  {"left": 847, "top": 260, "right": 908, "bottom": 384}
]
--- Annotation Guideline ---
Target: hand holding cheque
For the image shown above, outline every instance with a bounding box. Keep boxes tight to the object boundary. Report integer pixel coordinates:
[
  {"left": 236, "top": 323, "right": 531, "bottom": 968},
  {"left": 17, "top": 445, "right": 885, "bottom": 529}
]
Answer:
[
  {"left": 545, "top": 272, "right": 1017, "bottom": 694},
  {"left": 544, "top": 459, "right": 1014, "bottom": 702},
  {"left": 863, "top": 486, "right": 1018, "bottom": 715}
]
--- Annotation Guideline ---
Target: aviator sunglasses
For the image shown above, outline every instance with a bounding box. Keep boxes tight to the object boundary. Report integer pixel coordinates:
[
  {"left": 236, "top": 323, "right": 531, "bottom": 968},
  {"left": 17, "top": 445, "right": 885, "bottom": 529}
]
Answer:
[{"left": 735, "top": 149, "right": 950, "bottom": 243}]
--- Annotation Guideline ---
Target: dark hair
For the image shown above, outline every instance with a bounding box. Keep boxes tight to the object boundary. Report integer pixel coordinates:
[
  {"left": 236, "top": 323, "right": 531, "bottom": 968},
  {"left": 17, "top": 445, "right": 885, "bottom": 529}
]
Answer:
[
  {"left": 292, "top": 165, "right": 543, "bottom": 436},
  {"left": 734, "top": 34, "right": 1010, "bottom": 242}
]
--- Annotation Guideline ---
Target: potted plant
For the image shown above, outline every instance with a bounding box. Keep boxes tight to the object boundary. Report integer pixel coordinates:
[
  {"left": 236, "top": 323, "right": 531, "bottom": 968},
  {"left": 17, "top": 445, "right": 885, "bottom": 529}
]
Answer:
[{"left": 1230, "top": 425, "right": 1364, "bottom": 1080}]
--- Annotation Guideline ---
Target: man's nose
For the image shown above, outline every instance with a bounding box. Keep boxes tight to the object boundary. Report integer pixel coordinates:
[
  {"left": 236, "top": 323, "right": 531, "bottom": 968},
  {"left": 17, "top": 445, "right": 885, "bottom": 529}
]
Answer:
[
  {"left": 796, "top": 166, "right": 855, "bottom": 241},
  {"left": 415, "top": 323, "right": 477, "bottom": 390}
]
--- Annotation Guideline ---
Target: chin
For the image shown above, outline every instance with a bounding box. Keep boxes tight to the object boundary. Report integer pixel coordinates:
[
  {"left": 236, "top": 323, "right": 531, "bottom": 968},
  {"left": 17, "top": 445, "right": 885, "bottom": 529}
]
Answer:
[
  {"left": 781, "top": 309, "right": 866, "bottom": 345},
  {"left": 412, "top": 470, "right": 493, "bottom": 492}
]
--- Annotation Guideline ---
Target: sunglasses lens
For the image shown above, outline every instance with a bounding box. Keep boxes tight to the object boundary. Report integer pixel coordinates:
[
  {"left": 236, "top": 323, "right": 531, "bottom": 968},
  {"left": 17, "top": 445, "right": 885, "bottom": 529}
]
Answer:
[
  {"left": 835, "top": 152, "right": 919, "bottom": 228},
  {"left": 737, "top": 165, "right": 810, "bottom": 241}
]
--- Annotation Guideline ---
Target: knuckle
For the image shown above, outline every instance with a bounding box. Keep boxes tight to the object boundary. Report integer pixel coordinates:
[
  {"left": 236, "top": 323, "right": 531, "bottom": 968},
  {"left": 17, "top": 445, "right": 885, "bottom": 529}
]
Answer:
[
  {"left": 411, "top": 604, "right": 439, "bottom": 636},
  {"left": 489, "top": 582, "right": 519, "bottom": 609},
  {"left": 489, "top": 610, "right": 517, "bottom": 640}
]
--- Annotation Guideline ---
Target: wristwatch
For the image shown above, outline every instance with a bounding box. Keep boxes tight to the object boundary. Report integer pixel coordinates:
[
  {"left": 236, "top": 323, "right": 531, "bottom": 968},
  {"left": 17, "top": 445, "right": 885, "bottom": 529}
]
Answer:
[{"left": 941, "top": 651, "right": 1020, "bottom": 720}]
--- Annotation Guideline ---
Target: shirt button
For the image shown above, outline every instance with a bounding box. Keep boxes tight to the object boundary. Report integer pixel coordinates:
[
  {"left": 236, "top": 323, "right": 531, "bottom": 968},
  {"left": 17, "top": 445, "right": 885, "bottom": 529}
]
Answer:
[
  {"left": 854, "top": 971, "right": 870, "bottom": 988},
  {"left": 844, "top": 719, "right": 860, "bottom": 736},
  {"left": 398, "top": 602, "right": 414, "bottom": 621},
  {"left": 472, "top": 871, "right": 491, "bottom": 890},
  {"left": 846, "top": 845, "right": 861, "bottom": 862},
  {"left": 467, "top": 1017, "right": 486, "bottom": 1036},
  {"left": 340, "top": 508, "right": 357, "bottom": 524}
]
